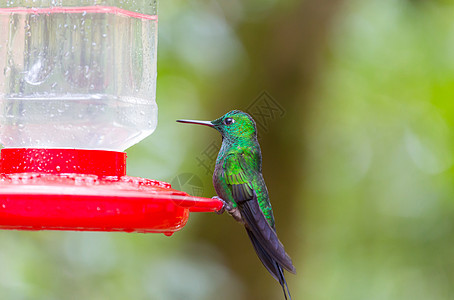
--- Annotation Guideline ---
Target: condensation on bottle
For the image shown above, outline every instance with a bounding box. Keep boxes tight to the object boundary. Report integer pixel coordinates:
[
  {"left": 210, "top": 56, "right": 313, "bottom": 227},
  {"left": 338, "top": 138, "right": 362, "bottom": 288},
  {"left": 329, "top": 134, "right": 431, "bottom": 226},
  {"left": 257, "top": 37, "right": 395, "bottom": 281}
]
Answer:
[{"left": 0, "top": 0, "right": 158, "bottom": 151}]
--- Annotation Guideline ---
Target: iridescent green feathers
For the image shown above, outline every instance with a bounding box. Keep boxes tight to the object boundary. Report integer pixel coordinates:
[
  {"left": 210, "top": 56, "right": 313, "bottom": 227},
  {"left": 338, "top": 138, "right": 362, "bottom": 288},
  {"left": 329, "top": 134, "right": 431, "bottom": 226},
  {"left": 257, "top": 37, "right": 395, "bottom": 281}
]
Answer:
[
  {"left": 223, "top": 153, "right": 255, "bottom": 203},
  {"left": 211, "top": 110, "right": 258, "bottom": 141}
]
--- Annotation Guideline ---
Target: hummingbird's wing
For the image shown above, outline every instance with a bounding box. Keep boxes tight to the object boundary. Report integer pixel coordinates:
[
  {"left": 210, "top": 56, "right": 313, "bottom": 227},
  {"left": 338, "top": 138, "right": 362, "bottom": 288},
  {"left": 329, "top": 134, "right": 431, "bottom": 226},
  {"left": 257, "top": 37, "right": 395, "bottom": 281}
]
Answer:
[
  {"left": 239, "top": 192, "right": 296, "bottom": 274},
  {"left": 223, "top": 153, "right": 296, "bottom": 275},
  {"left": 246, "top": 227, "right": 293, "bottom": 300},
  {"left": 245, "top": 227, "right": 282, "bottom": 280}
]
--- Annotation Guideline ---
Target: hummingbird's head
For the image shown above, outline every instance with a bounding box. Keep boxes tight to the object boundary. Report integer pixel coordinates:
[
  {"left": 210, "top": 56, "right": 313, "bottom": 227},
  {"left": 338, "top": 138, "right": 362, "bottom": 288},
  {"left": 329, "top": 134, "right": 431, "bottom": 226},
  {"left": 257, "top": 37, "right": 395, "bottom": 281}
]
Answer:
[
  {"left": 177, "top": 110, "right": 257, "bottom": 141},
  {"left": 211, "top": 110, "right": 257, "bottom": 140}
]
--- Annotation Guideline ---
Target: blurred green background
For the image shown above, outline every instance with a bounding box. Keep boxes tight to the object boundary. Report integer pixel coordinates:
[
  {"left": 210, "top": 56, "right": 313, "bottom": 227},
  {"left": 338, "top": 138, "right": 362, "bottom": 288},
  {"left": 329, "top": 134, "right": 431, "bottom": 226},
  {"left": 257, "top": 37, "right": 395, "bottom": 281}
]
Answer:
[{"left": 2, "top": 0, "right": 454, "bottom": 299}]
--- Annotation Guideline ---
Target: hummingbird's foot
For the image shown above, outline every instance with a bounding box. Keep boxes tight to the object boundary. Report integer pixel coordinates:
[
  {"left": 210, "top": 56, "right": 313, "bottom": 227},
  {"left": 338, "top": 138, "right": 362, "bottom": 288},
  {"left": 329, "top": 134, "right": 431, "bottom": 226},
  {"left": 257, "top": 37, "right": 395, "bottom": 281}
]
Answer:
[
  {"left": 213, "top": 196, "right": 233, "bottom": 215},
  {"left": 213, "top": 196, "right": 243, "bottom": 223}
]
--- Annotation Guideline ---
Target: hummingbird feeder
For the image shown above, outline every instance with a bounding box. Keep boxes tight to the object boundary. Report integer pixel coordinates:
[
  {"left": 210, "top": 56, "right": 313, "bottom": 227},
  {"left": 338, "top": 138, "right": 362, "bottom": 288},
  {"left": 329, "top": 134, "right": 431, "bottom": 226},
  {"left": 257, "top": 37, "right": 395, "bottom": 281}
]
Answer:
[{"left": 0, "top": 0, "right": 222, "bottom": 235}]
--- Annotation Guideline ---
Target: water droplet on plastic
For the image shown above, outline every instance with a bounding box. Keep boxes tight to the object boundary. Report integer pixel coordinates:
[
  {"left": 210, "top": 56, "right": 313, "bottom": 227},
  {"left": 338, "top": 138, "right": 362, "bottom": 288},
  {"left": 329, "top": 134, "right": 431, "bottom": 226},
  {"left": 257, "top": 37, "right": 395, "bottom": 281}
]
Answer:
[
  {"left": 3, "top": 66, "right": 11, "bottom": 75},
  {"left": 56, "top": 166, "right": 61, "bottom": 171}
]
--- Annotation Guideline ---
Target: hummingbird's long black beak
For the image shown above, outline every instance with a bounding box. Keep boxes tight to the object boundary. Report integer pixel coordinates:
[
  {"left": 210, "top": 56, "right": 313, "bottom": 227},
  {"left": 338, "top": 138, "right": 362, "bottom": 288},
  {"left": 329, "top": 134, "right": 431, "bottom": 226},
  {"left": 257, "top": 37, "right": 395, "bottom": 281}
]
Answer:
[{"left": 176, "top": 119, "right": 214, "bottom": 127}]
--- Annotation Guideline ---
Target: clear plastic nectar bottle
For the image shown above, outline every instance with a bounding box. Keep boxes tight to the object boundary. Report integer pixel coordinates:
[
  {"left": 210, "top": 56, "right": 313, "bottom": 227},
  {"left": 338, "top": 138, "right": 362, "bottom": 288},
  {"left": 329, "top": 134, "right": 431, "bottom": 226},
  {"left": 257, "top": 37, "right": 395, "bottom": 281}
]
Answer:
[{"left": 0, "top": 0, "right": 158, "bottom": 151}]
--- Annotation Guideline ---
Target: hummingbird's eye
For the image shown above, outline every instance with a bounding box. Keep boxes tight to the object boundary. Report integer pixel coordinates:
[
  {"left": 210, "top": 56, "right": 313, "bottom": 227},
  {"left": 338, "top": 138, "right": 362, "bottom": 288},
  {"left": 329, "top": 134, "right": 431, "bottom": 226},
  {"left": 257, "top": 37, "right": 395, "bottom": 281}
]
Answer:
[{"left": 224, "top": 117, "right": 235, "bottom": 125}]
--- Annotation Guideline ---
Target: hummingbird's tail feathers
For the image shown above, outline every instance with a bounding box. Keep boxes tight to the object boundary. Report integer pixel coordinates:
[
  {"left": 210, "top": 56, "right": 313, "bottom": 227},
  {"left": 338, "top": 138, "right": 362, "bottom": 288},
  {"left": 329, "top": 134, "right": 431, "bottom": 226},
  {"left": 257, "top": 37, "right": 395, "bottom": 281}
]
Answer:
[
  {"left": 278, "top": 264, "right": 292, "bottom": 300},
  {"left": 246, "top": 228, "right": 292, "bottom": 300},
  {"left": 239, "top": 198, "right": 296, "bottom": 273}
]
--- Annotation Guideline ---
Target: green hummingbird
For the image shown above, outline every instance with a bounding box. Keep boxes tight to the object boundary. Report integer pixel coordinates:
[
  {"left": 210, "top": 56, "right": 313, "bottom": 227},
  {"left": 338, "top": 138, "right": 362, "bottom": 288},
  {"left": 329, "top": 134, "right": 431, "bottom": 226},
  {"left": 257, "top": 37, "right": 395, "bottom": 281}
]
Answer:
[{"left": 177, "top": 110, "right": 296, "bottom": 299}]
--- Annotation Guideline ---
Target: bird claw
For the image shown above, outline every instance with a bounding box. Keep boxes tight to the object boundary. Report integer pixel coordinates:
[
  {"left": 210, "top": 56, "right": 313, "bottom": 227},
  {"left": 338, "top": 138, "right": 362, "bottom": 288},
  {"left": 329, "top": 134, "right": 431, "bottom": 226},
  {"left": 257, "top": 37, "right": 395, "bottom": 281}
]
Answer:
[
  {"left": 213, "top": 196, "right": 233, "bottom": 215},
  {"left": 213, "top": 196, "right": 244, "bottom": 223}
]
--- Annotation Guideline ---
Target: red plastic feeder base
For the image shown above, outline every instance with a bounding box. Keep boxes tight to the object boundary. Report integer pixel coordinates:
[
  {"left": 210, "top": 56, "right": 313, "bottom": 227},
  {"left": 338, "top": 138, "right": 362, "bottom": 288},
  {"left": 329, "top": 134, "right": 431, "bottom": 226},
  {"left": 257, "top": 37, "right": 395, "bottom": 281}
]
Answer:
[{"left": 0, "top": 148, "right": 222, "bottom": 235}]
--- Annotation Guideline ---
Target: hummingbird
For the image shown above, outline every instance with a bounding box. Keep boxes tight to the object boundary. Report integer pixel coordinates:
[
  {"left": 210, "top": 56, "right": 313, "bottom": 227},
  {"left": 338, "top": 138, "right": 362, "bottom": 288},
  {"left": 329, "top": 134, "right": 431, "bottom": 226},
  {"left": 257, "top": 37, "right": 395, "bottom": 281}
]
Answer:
[{"left": 177, "top": 110, "right": 296, "bottom": 299}]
